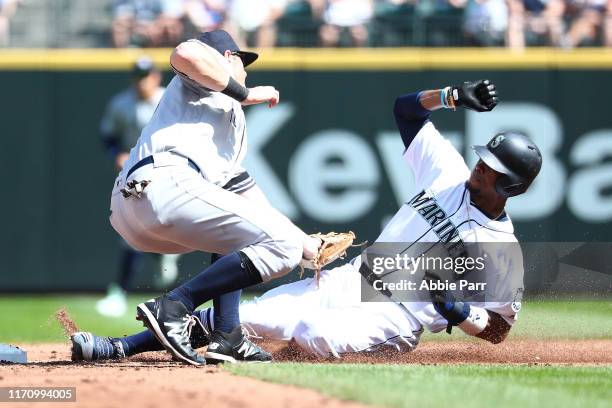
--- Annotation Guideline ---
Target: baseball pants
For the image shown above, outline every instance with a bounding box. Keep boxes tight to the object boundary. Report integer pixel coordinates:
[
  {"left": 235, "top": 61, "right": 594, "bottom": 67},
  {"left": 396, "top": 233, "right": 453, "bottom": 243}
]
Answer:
[
  {"left": 239, "top": 263, "right": 423, "bottom": 357},
  {"left": 109, "top": 152, "right": 304, "bottom": 281}
]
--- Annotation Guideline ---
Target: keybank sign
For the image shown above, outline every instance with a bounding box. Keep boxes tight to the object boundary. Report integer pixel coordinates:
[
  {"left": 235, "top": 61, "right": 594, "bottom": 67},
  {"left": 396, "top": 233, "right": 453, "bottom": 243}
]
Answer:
[{"left": 243, "top": 103, "right": 612, "bottom": 225}]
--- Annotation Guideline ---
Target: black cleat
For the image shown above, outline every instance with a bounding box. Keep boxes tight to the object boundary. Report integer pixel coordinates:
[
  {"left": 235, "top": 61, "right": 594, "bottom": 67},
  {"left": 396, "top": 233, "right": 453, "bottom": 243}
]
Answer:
[
  {"left": 204, "top": 326, "right": 272, "bottom": 364},
  {"left": 190, "top": 309, "right": 212, "bottom": 350},
  {"left": 136, "top": 296, "right": 206, "bottom": 366}
]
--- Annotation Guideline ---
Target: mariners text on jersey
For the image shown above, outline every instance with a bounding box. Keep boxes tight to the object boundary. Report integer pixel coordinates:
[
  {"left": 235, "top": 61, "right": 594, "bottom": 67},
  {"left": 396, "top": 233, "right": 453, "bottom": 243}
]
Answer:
[{"left": 407, "top": 189, "right": 466, "bottom": 258}]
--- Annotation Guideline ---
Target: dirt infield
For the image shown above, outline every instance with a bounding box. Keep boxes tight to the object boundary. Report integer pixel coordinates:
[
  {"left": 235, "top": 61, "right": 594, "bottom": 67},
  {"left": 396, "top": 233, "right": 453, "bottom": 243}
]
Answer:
[
  {"left": 267, "top": 338, "right": 612, "bottom": 365},
  {"left": 1, "top": 339, "right": 610, "bottom": 408},
  {"left": 0, "top": 343, "right": 364, "bottom": 408}
]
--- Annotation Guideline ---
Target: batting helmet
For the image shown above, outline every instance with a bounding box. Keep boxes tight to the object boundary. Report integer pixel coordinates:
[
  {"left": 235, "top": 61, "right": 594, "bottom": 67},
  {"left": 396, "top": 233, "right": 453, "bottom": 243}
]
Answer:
[{"left": 471, "top": 132, "right": 542, "bottom": 198}]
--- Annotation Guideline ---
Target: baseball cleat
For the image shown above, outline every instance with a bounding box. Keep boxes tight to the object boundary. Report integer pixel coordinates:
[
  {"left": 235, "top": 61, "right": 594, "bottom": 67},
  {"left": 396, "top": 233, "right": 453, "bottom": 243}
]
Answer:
[
  {"left": 136, "top": 296, "right": 206, "bottom": 366},
  {"left": 190, "top": 308, "right": 213, "bottom": 349},
  {"left": 70, "top": 332, "right": 126, "bottom": 362},
  {"left": 204, "top": 326, "right": 272, "bottom": 364}
]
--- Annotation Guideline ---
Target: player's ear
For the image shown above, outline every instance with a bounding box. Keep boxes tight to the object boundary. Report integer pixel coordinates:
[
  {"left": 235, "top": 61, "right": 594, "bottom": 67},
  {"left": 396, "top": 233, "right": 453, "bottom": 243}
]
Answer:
[
  {"left": 474, "top": 160, "right": 485, "bottom": 174},
  {"left": 223, "top": 50, "right": 232, "bottom": 59}
]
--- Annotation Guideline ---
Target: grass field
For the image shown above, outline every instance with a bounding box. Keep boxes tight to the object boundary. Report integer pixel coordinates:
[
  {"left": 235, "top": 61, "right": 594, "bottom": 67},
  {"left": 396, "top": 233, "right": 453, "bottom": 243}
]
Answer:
[
  {"left": 227, "top": 364, "right": 612, "bottom": 408},
  {"left": 1, "top": 294, "right": 610, "bottom": 408},
  {"left": 0, "top": 294, "right": 610, "bottom": 343}
]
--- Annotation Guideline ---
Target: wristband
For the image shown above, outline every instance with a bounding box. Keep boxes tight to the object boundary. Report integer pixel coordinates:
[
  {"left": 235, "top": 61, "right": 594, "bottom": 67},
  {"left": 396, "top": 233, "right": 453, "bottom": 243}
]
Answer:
[
  {"left": 440, "top": 88, "right": 447, "bottom": 108},
  {"left": 443, "top": 86, "right": 457, "bottom": 110},
  {"left": 433, "top": 299, "right": 471, "bottom": 326},
  {"left": 439, "top": 86, "right": 455, "bottom": 110},
  {"left": 447, "top": 86, "right": 462, "bottom": 110},
  {"left": 221, "top": 77, "right": 249, "bottom": 102},
  {"left": 458, "top": 306, "right": 489, "bottom": 335}
]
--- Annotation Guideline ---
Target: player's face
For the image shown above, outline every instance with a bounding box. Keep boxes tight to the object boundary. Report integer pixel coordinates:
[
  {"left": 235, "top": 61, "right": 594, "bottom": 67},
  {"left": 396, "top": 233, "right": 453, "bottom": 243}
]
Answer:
[
  {"left": 135, "top": 71, "right": 161, "bottom": 100},
  {"left": 468, "top": 160, "right": 501, "bottom": 197}
]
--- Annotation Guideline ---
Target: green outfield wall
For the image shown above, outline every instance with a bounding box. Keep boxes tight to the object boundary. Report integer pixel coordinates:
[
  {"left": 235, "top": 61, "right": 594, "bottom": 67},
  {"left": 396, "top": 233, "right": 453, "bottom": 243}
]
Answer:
[{"left": 1, "top": 49, "right": 611, "bottom": 291}]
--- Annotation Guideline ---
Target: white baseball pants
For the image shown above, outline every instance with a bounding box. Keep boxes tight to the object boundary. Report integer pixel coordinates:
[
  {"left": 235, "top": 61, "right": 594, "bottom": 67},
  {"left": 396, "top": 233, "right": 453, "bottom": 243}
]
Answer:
[{"left": 239, "top": 263, "right": 424, "bottom": 358}]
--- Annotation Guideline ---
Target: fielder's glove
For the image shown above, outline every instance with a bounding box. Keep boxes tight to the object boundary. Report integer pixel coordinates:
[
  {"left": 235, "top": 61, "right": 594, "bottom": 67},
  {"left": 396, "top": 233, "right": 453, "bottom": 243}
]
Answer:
[
  {"left": 300, "top": 231, "right": 357, "bottom": 282},
  {"left": 451, "top": 79, "right": 498, "bottom": 112}
]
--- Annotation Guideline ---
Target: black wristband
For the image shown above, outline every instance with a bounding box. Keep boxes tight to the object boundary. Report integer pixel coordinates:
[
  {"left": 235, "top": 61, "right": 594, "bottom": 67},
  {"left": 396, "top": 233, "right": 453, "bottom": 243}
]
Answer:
[{"left": 221, "top": 77, "right": 249, "bottom": 102}]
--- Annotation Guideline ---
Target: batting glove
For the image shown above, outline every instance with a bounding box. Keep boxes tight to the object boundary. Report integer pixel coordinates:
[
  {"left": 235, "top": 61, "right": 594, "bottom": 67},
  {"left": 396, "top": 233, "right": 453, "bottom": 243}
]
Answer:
[{"left": 451, "top": 79, "right": 498, "bottom": 112}]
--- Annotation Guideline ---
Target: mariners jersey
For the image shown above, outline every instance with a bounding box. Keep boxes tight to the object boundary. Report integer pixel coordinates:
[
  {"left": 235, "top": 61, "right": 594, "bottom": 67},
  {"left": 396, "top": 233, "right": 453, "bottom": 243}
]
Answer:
[
  {"left": 353, "top": 120, "right": 524, "bottom": 332},
  {"left": 125, "top": 43, "right": 247, "bottom": 187},
  {"left": 100, "top": 87, "right": 165, "bottom": 152}
]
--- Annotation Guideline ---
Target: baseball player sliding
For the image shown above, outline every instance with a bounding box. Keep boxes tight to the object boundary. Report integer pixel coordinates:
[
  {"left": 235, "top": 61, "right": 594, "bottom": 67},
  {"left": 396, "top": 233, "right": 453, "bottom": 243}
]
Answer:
[
  {"left": 75, "top": 30, "right": 353, "bottom": 366},
  {"left": 72, "top": 78, "right": 541, "bottom": 361}
]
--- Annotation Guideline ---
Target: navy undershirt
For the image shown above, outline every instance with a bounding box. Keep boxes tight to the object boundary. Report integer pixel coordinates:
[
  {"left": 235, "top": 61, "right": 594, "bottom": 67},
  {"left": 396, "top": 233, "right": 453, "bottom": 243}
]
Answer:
[{"left": 393, "top": 92, "right": 431, "bottom": 150}]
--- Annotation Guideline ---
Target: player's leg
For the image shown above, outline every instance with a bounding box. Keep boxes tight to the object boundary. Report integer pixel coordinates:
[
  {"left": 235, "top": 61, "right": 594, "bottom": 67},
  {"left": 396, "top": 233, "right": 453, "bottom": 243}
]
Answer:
[
  {"left": 208, "top": 253, "right": 242, "bottom": 333},
  {"left": 203, "top": 178, "right": 318, "bottom": 344},
  {"left": 226, "top": 275, "right": 321, "bottom": 340},
  {"left": 72, "top": 263, "right": 357, "bottom": 362},
  {"left": 239, "top": 264, "right": 423, "bottom": 359},
  {"left": 128, "top": 250, "right": 246, "bottom": 358},
  {"left": 120, "top": 164, "right": 305, "bottom": 279},
  {"left": 113, "top": 164, "right": 306, "bottom": 364},
  {"left": 71, "top": 320, "right": 209, "bottom": 362},
  {"left": 107, "top": 253, "right": 233, "bottom": 361},
  {"left": 237, "top": 183, "right": 321, "bottom": 260},
  {"left": 90, "top": 169, "right": 275, "bottom": 363},
  {"left": 204, "top": 263, "right": 364, "bottom": 341},
  {"left": 292, "top": 303, "right": 422, "bottom": 358}
]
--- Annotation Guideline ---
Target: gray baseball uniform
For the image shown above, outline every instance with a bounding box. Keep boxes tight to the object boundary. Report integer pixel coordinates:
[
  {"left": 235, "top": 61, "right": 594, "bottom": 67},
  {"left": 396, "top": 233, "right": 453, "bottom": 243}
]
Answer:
[{"left": 110, "top": 63, "right": 304, "bottom": 282}]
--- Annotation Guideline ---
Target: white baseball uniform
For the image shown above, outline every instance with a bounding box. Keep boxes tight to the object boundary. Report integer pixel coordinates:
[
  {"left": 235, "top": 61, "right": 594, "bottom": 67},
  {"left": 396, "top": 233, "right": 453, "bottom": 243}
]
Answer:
[
  {"left": 109, "top": 58, "right": 304, "bottom": 282},
  {"left": 237, "top": 120, "right": 525, "bottom": 357}
]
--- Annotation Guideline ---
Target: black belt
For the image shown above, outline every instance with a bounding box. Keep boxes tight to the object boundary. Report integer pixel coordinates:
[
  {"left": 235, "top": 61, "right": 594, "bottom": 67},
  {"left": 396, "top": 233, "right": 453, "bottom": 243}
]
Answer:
[{"left": 126, "top": 155, "right": 200, "bottom": 178}]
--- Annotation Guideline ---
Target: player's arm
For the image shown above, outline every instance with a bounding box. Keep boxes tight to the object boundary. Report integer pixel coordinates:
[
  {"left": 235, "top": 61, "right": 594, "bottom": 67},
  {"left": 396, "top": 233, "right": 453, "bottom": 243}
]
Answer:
[
  {"left": 426, "top": 271, "right": 511, "bottom": 344},
  {"left": 171, "top": 41, "right": 233, "bottom": 93},
  {"left": 431, "top": 298, "right": 511, "bottom": 344},
  {"left": 393, "top": 80, "right": 498, "bottom": 149},
  {"left": 170, "top": 41, "right": 279, "bottom": 107}
]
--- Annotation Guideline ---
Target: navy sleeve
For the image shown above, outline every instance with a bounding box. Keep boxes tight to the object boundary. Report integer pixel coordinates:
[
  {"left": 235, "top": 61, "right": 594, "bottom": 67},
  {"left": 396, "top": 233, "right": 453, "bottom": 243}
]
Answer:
[{"left": 393, "top": 92, "right": 432, "bottom": 149}]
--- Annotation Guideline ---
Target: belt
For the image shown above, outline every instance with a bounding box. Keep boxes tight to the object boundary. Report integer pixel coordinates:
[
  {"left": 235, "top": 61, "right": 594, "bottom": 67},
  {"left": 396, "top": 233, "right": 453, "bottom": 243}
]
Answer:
[{"left": 125, "top": 155, "right": 200, "bottom": 179}]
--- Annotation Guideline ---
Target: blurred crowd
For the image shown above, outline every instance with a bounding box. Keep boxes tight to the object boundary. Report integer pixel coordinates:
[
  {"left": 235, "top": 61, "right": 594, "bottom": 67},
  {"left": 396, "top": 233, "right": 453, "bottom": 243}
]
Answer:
[
  {"left": 108, "top": 0, "right": 612, "bottom": 48},
  {"left": 0, "top": 0, "right": 18, "bottom": 46},
  {"left": 2, "top": 0, "right": 612, "bottom": 48}
]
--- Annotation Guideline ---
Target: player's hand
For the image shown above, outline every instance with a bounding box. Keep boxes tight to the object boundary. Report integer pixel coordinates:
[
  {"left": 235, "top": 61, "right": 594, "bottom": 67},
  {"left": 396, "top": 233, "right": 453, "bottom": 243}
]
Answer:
[
  {"left": 451, "top": 80, "right": 498, "bottom": 112},
  {"left": 242, "top": 86, "right": 280, "bottom": 108}
]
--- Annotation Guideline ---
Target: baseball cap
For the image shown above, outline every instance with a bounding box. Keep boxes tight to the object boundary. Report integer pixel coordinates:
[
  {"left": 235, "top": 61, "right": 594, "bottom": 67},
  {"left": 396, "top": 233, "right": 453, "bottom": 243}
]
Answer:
[
  {"left": 132, "top": 56, "right": 157, "bottom": 78},
  {"left": 196, "top": 30, "right": 259, "bottom": 67}
]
